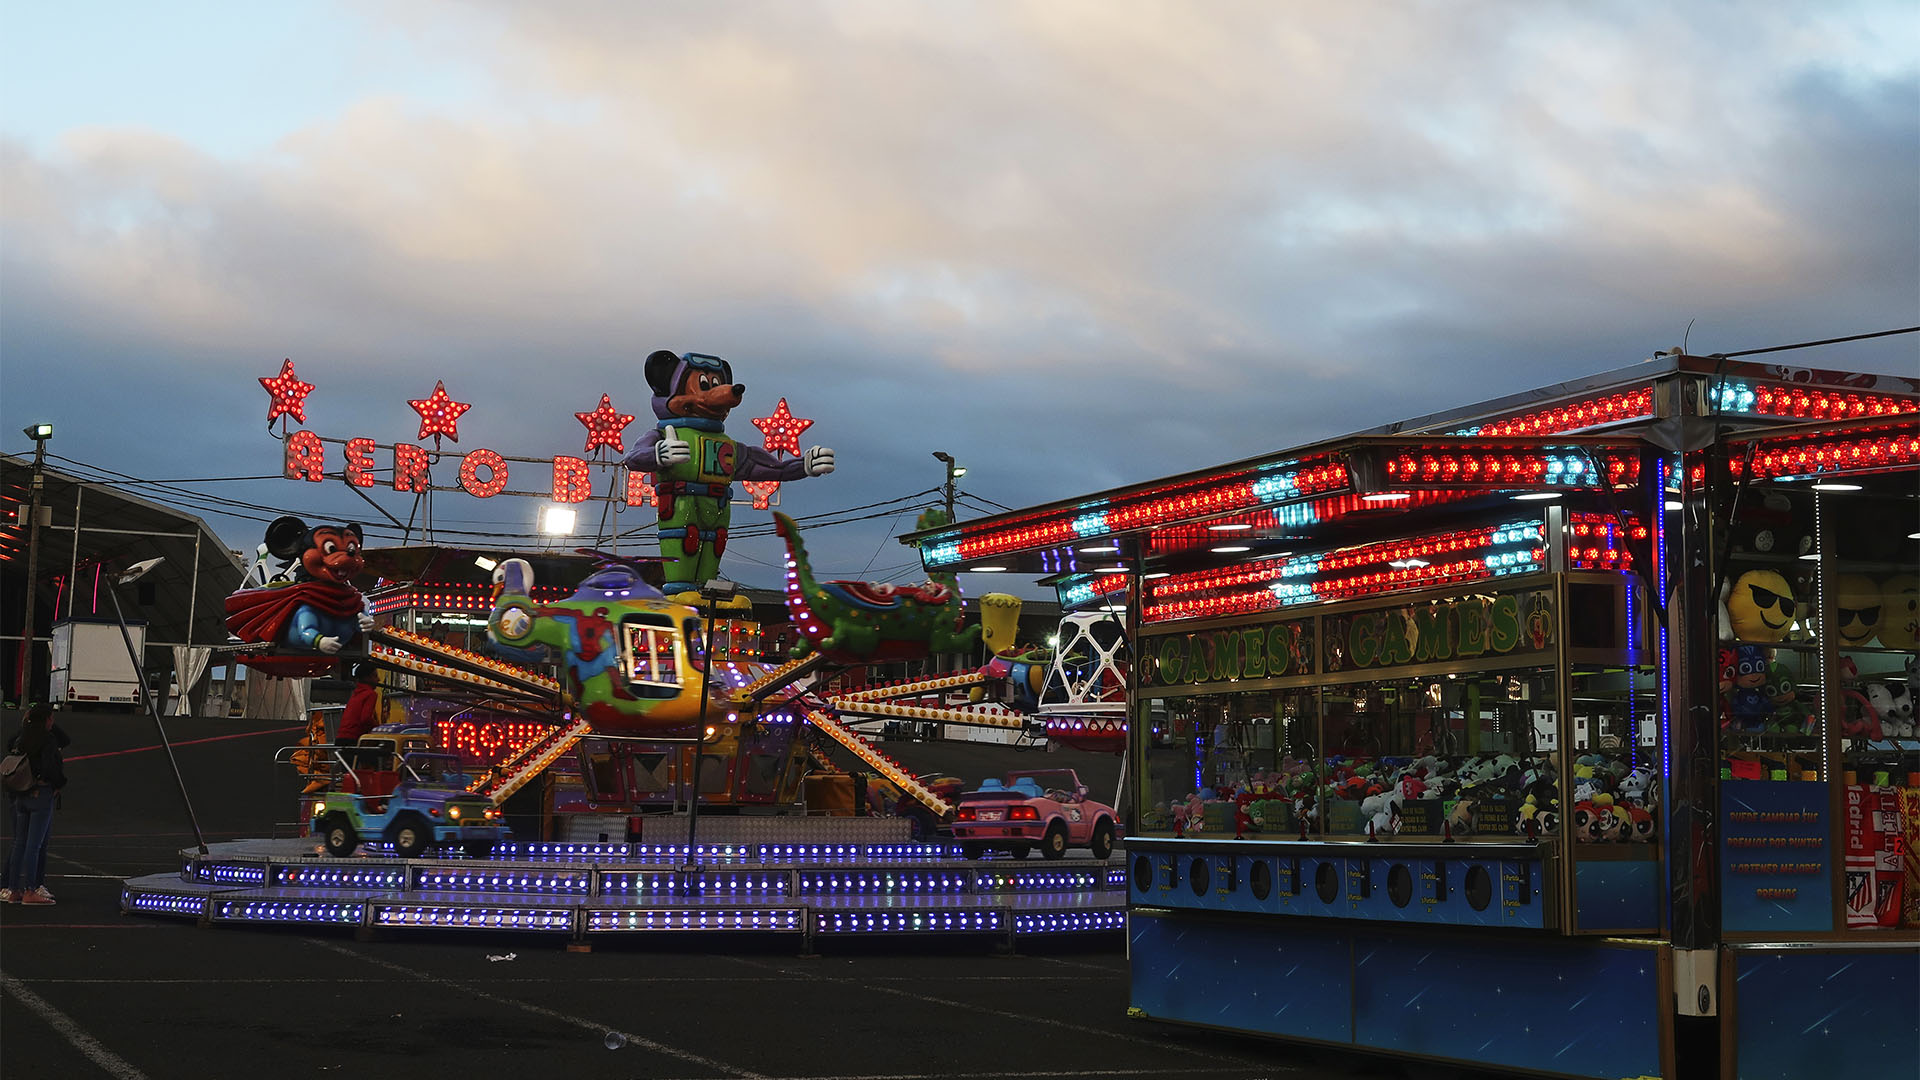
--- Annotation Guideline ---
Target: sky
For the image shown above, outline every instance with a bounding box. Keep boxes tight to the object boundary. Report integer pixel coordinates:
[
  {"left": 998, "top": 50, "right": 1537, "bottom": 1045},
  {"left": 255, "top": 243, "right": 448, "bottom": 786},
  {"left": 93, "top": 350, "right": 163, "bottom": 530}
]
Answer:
[{"left": 3, "top": 1, "right": 1917, "bottom": 599}]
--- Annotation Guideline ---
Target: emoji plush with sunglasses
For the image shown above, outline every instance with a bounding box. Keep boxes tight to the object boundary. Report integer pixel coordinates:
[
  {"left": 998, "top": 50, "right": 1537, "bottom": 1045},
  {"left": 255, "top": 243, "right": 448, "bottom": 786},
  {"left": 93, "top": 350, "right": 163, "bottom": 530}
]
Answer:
[
  {"left": 1724, "top": 568, "right": 1799, "bottom": 642},
  {"left": 1879, "top": 573, "right": 1918, "bottom": 649},
  {"left": 1831, "top": 573, "right": 1884, "bottom": 646}
]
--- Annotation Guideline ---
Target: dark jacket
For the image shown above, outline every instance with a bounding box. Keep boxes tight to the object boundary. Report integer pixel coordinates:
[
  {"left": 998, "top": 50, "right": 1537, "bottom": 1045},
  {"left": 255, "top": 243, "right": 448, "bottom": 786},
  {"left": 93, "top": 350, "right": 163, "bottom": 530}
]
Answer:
[{"left": 8, "top": 724, "right": 69, "bottom": 792}]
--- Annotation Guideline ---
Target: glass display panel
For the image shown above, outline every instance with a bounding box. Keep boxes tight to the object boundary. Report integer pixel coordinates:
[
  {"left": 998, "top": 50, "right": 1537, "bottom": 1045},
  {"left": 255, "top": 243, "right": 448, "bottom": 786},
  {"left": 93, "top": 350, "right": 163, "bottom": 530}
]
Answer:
[{"left": 1568, "top": 665, "right": 1661, "bottom": 847}]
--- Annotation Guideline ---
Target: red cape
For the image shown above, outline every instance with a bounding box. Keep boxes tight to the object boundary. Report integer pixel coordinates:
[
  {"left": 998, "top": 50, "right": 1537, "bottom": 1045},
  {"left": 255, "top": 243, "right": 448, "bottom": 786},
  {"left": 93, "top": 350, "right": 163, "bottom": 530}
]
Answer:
[{"left": 225, "top": 581, "right": 365, "bottom": 645}]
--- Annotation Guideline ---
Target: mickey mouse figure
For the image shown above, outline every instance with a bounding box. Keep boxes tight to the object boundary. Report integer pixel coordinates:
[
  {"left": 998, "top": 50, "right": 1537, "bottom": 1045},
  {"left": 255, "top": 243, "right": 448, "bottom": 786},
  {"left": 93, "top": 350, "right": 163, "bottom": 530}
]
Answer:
[
  {"left": 225, "top": 515, "right": 375, "bottom": 655},
  {"left": 623, "top": 350, "right": 835, "bottom": 605}
]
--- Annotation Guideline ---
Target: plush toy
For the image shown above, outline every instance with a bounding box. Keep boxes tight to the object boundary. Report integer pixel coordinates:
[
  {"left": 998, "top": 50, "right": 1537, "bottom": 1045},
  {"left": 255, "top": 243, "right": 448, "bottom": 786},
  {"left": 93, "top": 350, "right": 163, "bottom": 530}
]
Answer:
[
  {"left": 224, "top": 516, "right": 374, "bottom": 656},
  {"left": 1834, "top": 657, "right": 1883, "bottom": 740},
  {"left": 1723, "top": 568, "right": 1798, "bottom": 642},
  {"left": 1624, "top": 804, "right": 1656, "bottom": 842},
  {"left": 1879, "top": 574, "right": 1919, "bottom": 649},
  {"left": 1618, "top": 765, "right": 1657, "bottom": 804},
  {"left": 1866, "top": 683, "right": 1915, "bottom": 738},
  {"left": 1832, "top": 574, "right": 1885, "bottom": 647},
  {"left": 1731, "top": 490, "right": 1813, "bottom": 558},
  {"left": 1728, "top": 645, "right": 1774, "bottom": 729},
  {"left": 1445, "top": 796, "right": 1477, "bottom": 836},
  {"left": 1587, "top": 794, "right": 1622, "bottom": 842},
  {"left": 1763, "top": 662, "right": 1808, "bottom": 734},
  {"left": 1570, "top": 801, "right": 1599, "bottom": 842},
  {"left": 623, "top": 350, "right": 836, "bottom": 604}
]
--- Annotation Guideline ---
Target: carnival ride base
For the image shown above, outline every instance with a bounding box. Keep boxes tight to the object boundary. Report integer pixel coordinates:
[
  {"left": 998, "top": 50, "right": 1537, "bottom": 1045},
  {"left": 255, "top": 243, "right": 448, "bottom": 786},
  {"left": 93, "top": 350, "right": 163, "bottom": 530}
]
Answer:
[{"left": 120, "top": 836, "right": 1127, "bottom": 950}]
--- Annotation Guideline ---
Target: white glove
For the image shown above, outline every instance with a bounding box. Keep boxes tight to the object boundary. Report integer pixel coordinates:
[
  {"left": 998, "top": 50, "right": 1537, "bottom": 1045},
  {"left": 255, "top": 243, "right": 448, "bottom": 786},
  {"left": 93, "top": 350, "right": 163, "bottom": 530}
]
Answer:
[
  {"left": 656, "top": 425, "right": 691, "bottom": 467},
  {"left": 803, "top": 446, "right": 836, "bottom": 477},
  {"left": 356, "top": 612, "right": 376, "bottom": 633},
  {"left": 317, "top": 636, "right": 344, "bottom": 655}
]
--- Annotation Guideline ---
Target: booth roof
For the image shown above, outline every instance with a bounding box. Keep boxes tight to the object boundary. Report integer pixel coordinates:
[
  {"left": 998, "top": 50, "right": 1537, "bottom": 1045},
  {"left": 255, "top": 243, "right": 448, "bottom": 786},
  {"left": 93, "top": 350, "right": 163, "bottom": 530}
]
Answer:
[{"left": 1, "top": 453, "right": 245, "bottom": 650}]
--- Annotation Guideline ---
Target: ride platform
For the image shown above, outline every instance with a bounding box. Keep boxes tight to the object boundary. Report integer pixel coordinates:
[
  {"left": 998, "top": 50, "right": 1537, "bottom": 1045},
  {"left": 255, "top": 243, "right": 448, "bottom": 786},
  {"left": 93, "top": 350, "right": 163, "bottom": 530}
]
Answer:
[{"left": 119, "top": 829, "right": 1127, "bottom": 951}]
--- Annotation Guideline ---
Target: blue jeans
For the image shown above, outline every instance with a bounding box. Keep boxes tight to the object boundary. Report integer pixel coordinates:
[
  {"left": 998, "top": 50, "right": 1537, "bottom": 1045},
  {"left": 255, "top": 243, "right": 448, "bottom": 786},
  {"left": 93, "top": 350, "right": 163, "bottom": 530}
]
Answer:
[{"left": 7, "top": 787, "right": 57, "bottom": 891}]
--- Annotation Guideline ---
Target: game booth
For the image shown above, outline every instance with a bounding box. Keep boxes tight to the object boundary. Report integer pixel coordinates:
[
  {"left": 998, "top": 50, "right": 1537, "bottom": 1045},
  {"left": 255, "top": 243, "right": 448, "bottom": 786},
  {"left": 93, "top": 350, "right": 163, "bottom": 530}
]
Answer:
[{"left": 900, "top": 353, "right": 1918, "bottom": 1080}]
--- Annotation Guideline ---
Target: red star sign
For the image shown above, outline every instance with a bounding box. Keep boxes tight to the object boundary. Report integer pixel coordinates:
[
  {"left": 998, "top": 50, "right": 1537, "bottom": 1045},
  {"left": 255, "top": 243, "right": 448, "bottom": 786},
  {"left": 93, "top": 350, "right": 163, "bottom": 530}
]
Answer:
[
  {"left": 750, "top": 398, "right": 814, "bottom": 456},
  {"left": 408, "top": 380, "right": 473, "bottom": 443},
  {"left": 741, "top": 480, "right": 781, "bottom": 510},
  {"left": 574, "top": 393, "right": 636, "bottom": 454},
  {"left": 259, "top": 359, "right": 316, "bottom": 426}
]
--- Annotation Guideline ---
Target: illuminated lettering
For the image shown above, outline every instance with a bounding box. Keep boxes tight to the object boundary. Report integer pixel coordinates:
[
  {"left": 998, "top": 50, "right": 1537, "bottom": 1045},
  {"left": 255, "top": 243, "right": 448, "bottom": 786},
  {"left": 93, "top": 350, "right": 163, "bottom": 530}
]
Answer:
[
  {"left": 551, "top": 455, "right": 592, "bottom": 503},
  {"left": 393, "top": 444, "right": 429, "bottom": 493},
  {"left": 285, "top": 430, "right": 324, "bottom": 482},
  {"left": 460, "top": 449, "right": 508, "bottom": 497},
  {"left": 344, "top": 437, "right": 377, "bottom": 488}
]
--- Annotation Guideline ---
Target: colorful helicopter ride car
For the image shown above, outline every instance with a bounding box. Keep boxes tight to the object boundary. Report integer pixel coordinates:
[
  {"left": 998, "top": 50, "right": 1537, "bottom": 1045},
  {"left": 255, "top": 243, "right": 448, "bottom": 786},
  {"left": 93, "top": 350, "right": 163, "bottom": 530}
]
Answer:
[
  {"left": 487, "top": 553, "right": 730, "bottom": 737},
  {"left": 950, "top": 768, "right": 1120, "bottom": 860},
  {"left": 310, "top": 750, "right": 509, "bottom": 858}
]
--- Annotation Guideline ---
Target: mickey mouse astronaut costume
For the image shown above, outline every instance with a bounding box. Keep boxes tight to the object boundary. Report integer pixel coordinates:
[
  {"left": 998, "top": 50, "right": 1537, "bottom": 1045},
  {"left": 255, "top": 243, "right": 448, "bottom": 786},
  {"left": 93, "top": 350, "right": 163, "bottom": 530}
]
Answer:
[{"left": 622, "top": 350, "right": 835, "bottom": 605}]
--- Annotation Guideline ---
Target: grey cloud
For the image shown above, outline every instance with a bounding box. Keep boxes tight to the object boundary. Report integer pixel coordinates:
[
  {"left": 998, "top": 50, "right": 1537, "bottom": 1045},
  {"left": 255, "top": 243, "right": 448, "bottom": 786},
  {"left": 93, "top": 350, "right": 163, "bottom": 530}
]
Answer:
[{"left": 3, "top": 1, "right": 1916, "bottom": 591}]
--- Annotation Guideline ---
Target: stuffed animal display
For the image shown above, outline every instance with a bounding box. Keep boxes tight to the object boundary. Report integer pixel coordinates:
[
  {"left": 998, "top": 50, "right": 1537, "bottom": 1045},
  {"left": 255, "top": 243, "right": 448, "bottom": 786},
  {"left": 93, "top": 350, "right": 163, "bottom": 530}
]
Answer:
[
  {"left": 623, "top": 349, "right": 835, "bottom": 605},
  {"left": 1171, "top": 751, "right": 1655, "bottom": 844}
]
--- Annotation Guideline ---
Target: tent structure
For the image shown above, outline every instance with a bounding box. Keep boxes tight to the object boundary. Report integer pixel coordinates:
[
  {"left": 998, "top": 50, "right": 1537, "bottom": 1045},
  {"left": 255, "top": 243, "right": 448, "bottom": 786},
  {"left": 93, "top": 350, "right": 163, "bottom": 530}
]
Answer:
[{"left": 2, "top": 453, "right": 245, "bottom": 705}]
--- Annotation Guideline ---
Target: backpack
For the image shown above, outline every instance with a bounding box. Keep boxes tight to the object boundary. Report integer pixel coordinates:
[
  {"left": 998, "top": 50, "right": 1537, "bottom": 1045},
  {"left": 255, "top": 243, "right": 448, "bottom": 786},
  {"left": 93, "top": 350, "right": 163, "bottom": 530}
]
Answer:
[{"left": 0, "top": 751, "right": 33, "bottom": 793}]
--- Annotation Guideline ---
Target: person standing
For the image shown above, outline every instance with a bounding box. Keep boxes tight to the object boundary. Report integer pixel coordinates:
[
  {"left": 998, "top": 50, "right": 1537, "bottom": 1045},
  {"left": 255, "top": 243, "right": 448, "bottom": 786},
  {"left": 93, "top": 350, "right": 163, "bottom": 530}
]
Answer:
[{"left": 3, "top": 704, "right": 69, "bottom": 905}]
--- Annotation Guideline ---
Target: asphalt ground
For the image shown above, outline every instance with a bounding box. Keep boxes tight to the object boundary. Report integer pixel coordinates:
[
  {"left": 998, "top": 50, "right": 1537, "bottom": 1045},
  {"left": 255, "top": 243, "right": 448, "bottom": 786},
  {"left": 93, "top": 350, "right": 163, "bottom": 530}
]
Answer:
[{"left": 0, "top": 708, "right": 1514, "bottom": 1080}]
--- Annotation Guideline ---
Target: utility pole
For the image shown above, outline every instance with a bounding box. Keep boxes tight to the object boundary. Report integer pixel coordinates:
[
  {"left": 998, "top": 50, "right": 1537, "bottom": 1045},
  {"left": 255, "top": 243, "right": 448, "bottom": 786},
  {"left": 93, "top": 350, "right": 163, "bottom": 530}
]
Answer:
[
  {"left": 931, "top": 451, "right": 966, "bottom": 524},
  {"left": 15, "top": 423, "right": 53, "bottom": 703}
]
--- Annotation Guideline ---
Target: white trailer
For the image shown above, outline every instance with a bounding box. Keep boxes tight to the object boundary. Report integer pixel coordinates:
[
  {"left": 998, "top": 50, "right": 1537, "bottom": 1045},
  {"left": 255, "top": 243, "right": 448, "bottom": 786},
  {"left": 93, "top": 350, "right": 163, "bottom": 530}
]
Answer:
[{"left": 49, "top": 619, "right": 146, "bottom": 708}]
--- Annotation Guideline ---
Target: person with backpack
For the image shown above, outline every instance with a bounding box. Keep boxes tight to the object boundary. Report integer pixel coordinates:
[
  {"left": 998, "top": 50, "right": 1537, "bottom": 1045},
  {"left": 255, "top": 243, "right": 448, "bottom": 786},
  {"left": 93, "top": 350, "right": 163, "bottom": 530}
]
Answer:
[{"left": 2, "top": 703, "right": 69, "bottom": 905}]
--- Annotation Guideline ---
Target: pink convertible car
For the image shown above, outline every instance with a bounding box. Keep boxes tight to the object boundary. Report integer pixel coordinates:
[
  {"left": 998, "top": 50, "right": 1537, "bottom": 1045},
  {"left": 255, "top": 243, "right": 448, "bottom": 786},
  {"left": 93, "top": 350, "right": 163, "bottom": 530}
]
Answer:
[{"left": 951, "top": 768, "right": 1121, "bottom": 860}]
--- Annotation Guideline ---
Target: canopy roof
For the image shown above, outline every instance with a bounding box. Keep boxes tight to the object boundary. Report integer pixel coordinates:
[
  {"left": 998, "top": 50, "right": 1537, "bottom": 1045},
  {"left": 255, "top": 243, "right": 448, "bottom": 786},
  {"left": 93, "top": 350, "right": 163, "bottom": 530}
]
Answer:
[{"left": 2, "top": 453, "right": 245, "bottom": 650}]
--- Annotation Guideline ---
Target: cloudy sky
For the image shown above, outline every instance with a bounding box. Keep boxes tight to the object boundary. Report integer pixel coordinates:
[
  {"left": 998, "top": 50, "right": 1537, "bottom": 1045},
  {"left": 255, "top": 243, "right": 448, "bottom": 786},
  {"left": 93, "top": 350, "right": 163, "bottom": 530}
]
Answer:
[{"left": 3, "top": 1, "right": 1916, "bottom": 596}]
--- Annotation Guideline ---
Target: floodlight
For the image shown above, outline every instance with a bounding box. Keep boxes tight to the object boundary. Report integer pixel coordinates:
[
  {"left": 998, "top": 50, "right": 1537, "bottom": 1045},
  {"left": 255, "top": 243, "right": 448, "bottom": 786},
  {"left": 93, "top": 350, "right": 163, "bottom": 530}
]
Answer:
[
  {"left": 473, "top": 556, "right": 499, "bottom": 572},
  {"left": 114, "top": 558, "right": 165, "bottom": 586},
  {"left": 539, "top": 506, "right": 577, "bottom": 536},
  {"left": 24, "top": 422, "right": 52, "bottom": 441}
]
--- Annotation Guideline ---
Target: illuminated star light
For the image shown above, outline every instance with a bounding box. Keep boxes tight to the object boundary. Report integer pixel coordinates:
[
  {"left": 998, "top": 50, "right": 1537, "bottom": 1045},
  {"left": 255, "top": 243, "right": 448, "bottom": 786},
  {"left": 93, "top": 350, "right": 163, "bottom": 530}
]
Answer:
[
  {"left": 409, "top": 380, "right": 473, "bottom": 443},
  {"left": 259, "top": 359, "right": 316, "bottom": 426},
  {"left": 574, "top": 393, "right": 636, "bottom": 454},
  {"left": 751, "top": 398, "right": 814, "bottom": 456},
  {"left": 741, "top": 480, "right": 781, "bottom": 510}
]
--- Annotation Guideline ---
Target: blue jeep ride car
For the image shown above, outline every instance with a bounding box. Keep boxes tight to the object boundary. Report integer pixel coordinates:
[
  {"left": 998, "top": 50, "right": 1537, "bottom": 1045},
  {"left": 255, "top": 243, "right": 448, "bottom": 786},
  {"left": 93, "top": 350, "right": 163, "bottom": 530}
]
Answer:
[{"left": 312, "top": 750, "right": 510, "bottom": 858}]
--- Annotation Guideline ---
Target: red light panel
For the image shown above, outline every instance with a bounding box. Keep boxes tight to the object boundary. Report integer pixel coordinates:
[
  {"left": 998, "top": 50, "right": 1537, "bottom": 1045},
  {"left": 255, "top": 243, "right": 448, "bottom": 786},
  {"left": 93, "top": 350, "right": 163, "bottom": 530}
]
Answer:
[
  {"left": 1748, "top": 385, "right": 1917, "bottom": 422},
  {"left": 1465, "top": 387, "right": 1654, "bottom": 437},
  {"left": 1731, "top": 428, "right": 1920, "bottom": 480},
  {"left": 741, "top": 480, "right": 781, "bottom": 510}
]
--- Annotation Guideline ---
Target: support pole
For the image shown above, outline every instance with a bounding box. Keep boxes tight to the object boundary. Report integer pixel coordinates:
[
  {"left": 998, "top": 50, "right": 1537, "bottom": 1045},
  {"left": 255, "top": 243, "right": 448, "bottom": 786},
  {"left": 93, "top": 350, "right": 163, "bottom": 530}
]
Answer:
[
  {"left": 14, "top": 436, "right": 48, "bottom": 701},
  {"left": 106, "top": 575, "right": 208, "bottom": 854}
]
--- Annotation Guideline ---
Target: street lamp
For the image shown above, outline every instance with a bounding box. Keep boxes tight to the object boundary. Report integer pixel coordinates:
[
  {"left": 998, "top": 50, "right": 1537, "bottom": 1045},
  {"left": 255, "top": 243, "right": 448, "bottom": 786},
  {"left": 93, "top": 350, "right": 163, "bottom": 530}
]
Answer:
[
  {"left": 105, "top": 557, "right": 209, "bottom": 854},
  {"left": 13, "top": 423, "right": 53, "bottom": 703},
  {"left": 931, "top": 451, "right": 966, "bottom": 523},
  {"left": 683, "top": 577, "right": 737, "bottom": 870}
]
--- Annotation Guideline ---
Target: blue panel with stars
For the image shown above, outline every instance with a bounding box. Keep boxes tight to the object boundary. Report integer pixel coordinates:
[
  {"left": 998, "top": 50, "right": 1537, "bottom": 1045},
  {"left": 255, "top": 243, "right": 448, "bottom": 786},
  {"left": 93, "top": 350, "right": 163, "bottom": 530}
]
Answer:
[
  {"left": 1353, "top": 934, "right": 1663, "bottom": 1077},
  {"left": 1128, "top": 909, "right": 1352, "bottom": 1042},
  {"left": 1730, "top": 947, "right": 1918, "bottom": 1079}
]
